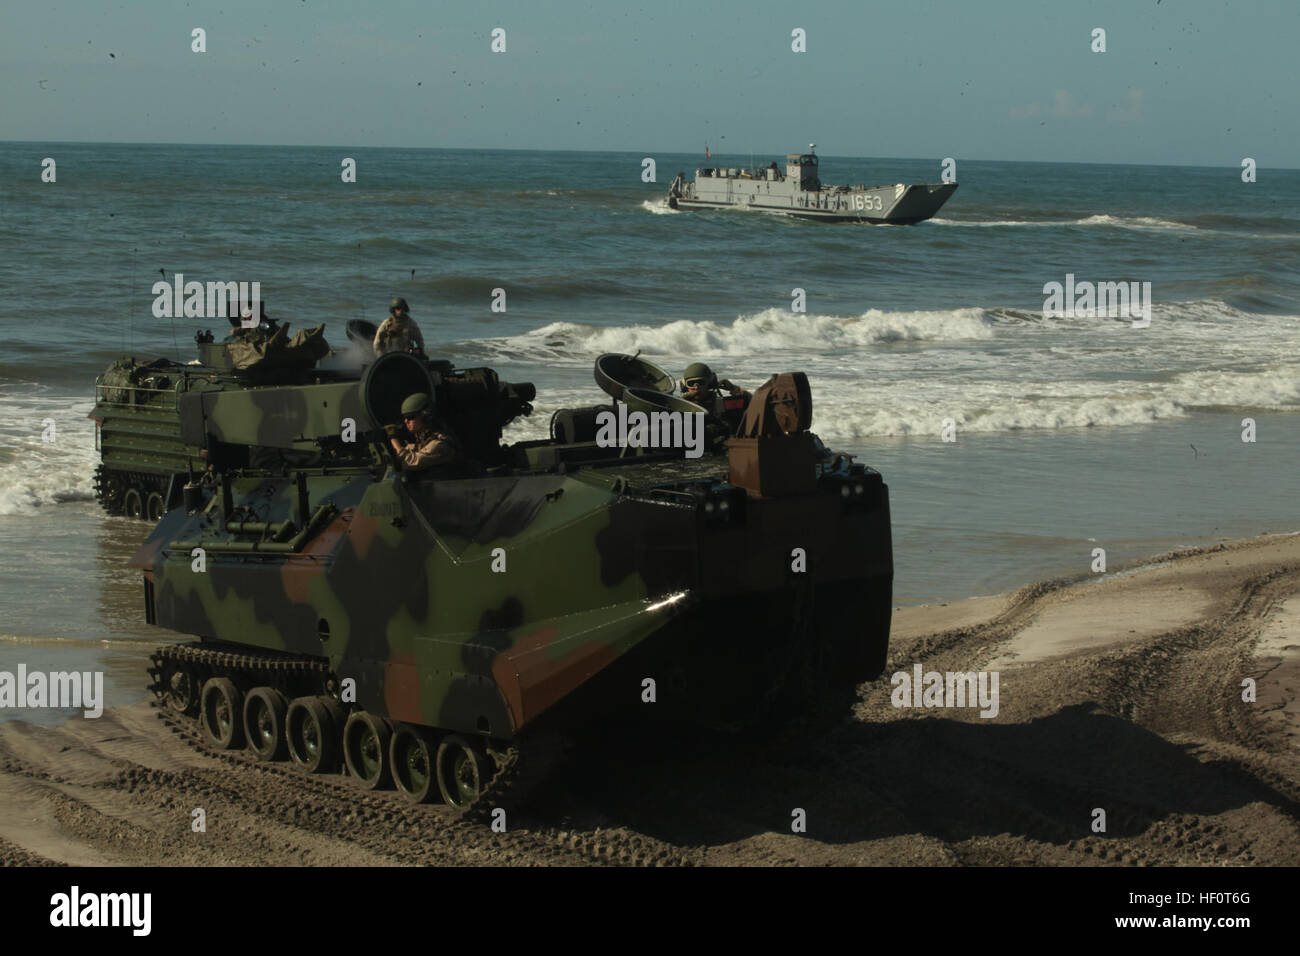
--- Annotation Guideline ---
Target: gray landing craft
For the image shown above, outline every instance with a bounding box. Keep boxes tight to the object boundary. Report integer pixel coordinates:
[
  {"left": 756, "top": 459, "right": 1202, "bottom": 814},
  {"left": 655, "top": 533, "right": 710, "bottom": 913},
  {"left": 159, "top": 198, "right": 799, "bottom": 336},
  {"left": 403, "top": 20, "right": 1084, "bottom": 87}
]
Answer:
[{"left": 667, "top": 145, "right": 957, "bottom": 224}]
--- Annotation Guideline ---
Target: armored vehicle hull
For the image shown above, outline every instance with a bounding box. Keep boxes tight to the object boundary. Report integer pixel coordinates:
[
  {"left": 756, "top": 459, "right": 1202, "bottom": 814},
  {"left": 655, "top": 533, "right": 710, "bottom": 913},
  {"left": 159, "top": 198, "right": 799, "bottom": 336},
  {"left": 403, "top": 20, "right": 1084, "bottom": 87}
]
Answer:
[
  {"left": 132, "top": 353, "right": 892, "bottom": 814},
  {"left": 668, "top": 146, "right": 956, "bottom": 224},
  {"left": 91, "top": 324, "right": 337, "bottom": 519},
  {"left": 90, "top": 358, "right": 210, "bottom": 521}
]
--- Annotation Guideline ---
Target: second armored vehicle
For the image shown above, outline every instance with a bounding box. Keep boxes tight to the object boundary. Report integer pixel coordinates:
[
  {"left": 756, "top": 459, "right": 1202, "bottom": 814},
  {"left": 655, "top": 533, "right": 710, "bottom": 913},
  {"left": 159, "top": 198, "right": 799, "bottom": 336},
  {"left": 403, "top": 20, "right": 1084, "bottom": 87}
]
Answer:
[
  {"left": 90, "top": 321, "right": 333, "bottom": 520},
  {"left": 668, "top": 144, "right": 956, "bottom": 224}
]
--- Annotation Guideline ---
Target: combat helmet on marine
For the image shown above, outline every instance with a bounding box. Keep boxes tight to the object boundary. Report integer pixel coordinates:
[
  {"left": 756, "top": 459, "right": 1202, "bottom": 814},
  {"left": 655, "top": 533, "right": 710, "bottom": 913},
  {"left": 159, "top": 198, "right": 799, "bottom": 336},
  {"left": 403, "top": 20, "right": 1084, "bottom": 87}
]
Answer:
[
  {"left": 400, "top": 391, "right": 432, "bottom": 416},
  {"left": 680, "top": 362, "right": 717, "bottom": 392}
]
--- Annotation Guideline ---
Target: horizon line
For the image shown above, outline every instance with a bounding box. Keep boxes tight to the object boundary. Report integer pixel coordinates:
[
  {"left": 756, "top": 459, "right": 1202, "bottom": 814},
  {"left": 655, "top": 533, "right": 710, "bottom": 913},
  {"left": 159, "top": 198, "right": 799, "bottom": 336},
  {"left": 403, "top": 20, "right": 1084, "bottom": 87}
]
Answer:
[{"left": 0, "top": 139, "right": 1289, "bottom": 172}]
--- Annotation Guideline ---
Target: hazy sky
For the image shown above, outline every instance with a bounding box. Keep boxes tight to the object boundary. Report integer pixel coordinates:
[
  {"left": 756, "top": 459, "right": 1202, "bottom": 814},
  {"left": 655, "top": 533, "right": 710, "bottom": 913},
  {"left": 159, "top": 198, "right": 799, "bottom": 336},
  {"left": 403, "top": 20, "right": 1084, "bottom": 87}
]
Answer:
[{"left": 2, "top": 0, "right": 1295, "bottom": 166}]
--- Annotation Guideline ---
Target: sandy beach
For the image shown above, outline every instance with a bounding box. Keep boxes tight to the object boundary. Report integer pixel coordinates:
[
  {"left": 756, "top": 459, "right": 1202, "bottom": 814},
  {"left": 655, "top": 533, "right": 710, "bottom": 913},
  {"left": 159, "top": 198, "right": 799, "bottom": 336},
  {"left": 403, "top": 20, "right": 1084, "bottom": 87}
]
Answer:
[{"left": 1, "top": 532, "right": 1297, "bottom": 867}]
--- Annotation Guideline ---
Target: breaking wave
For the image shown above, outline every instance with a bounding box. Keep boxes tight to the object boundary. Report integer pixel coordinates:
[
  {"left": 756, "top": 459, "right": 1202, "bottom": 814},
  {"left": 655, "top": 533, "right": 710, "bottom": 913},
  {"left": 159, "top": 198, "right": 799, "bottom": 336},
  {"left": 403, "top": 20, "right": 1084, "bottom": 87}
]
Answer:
[
  {"left": 0, "top": 390, "right": 97, "bottom": 516},
  {"left": 814, "top": 363, "right": 1300, "bottom": 440},
  {"left": 482, "top": 307, "right": 996, "bottom": 363}
]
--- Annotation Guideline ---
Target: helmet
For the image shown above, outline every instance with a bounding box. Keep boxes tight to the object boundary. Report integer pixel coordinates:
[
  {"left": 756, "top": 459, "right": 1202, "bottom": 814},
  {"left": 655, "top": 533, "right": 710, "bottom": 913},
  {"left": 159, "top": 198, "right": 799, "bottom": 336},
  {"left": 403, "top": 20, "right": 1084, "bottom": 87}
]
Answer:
[
  {"left": 400, "top": 392, "right": 431, "bottom": 417},
  {"left": 680, "top": 362, "right": 716, "bottom": 391},
  {"left": 390, "top": 297, "right": 410, "bottom": 314}
]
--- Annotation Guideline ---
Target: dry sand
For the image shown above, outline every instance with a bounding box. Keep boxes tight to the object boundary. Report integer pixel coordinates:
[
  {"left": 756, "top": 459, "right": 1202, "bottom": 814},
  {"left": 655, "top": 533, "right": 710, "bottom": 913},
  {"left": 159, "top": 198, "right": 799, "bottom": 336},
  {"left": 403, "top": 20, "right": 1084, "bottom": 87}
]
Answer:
[{"left": 2, "top": 533, "right": 1298, "bottom": 866}]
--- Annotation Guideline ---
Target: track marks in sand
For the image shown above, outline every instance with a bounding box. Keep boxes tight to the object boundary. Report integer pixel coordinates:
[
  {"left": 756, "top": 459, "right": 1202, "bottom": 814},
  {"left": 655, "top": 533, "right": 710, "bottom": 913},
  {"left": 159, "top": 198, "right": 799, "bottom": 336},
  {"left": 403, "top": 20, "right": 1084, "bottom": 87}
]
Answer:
[
  {"left": 841, "top": 537, "right": 1300, "bottom": 866},
  {"left": 153, "top": 707, "right": 698, "bottom": 867},
  {"left": 0, "top": 834, "right": 65, "bottom": 867},
  {"left": 2, "top": 536, "right": 1297, "bottom": 867}
]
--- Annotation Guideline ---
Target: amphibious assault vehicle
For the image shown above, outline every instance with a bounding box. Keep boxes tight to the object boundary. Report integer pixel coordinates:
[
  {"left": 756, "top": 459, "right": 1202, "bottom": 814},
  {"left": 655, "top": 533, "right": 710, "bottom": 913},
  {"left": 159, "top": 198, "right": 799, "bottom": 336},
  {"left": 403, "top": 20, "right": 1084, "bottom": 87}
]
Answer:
[
  {"left": 90, "top": 320, "right": 334, "bottom": 520},
  {"left": 133, "top": 350, "right": 893, "bottom": 815},
  {"left": 667, "top": 144, "right": 956, "bottom": 223}
]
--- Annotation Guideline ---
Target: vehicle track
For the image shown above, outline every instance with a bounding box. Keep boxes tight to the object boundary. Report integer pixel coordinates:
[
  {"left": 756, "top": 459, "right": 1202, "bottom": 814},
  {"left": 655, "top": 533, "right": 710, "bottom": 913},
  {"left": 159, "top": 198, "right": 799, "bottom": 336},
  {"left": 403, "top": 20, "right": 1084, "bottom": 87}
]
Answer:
[{"left": 154, "top": 706, "right": 697, "bottom": 866}]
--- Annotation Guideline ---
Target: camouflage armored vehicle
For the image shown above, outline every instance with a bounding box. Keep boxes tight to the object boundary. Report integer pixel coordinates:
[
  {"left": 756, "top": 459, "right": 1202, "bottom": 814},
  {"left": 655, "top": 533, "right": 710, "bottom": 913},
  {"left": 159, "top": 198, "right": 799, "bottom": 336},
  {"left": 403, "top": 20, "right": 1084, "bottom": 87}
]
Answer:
[
  {"left": 90, "top": 321, "right": 332, "bottom": 520},
  {"left": 132, "top": 351, "right": 893, "bottom": 814}
]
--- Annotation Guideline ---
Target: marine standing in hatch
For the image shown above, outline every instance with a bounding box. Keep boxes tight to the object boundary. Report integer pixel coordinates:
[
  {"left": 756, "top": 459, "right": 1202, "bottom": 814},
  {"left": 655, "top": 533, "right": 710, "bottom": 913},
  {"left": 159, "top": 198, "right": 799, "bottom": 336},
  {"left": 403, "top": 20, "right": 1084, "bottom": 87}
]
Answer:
[
  {"left": 373, "top": 298, "right": 426, "bottom": 356},
  {"left": 679, "top": 362, "right": 750, "bottom": 417},
  {"left": 387, "top": 392, "right": 460, "bottom": 472}
]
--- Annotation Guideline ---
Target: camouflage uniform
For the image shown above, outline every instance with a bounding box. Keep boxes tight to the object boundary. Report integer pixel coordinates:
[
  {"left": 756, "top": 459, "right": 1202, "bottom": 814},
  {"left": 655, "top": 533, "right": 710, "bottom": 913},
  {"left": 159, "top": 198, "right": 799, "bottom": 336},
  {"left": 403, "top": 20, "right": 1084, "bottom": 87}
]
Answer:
[
  {"left": 373, "top": 313, "right": 426, "bottom": 356},
  {"left": 396, "top": 423, "right": 459, "bottom": 472}
]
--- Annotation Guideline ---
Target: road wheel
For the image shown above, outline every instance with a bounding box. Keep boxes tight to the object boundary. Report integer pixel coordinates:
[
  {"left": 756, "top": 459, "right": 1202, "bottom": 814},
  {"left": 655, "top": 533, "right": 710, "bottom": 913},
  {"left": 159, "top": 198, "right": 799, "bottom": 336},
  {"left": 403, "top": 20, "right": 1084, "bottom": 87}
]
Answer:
[
  {"left": 343, "top": 712, "right": 394, "bottom": 790},
  {"left": 144, "top": 491, "right": 165, "bottom": 521},
  {"left": 98, "top": 470, "right": 125, "bottom": 513},
  {"left": 389, "top": 724, "right": 438, "bottom": 804},
  {"left": 243, "top": 687, "right": 289, "bottom": 761},
  {"left": 164, "top": 662, "right": 201, "bottom": 716},
  {"left": 122, "top": 487, "right": 144, "bottom": 520},
  {"left": 286, "top": 696, "right": 341, "bottom": 773},
  {"left": 200, "top": 678, "right": 244, "bottom": 750},
  {"left": 436, "top": 734, "right": 492, "bottom": 811}
]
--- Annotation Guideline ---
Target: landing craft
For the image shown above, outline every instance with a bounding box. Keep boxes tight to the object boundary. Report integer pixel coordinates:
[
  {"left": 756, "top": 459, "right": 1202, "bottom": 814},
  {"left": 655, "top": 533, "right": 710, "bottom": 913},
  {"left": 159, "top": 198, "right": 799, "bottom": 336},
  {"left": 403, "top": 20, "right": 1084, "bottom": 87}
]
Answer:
[
  {"left": 131, "top": 350, "right": 893, "bottom": 814},
  {"left": 667, "top": 144, "right": 956, "bottom": 224}
]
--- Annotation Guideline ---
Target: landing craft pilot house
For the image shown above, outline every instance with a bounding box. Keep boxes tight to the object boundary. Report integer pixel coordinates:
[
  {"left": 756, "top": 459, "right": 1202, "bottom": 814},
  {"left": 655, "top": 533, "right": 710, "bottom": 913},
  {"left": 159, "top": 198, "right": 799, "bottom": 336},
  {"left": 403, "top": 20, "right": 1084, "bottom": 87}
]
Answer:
[{"left": 784, "top": 150, "right": 820, "bottom": 189}]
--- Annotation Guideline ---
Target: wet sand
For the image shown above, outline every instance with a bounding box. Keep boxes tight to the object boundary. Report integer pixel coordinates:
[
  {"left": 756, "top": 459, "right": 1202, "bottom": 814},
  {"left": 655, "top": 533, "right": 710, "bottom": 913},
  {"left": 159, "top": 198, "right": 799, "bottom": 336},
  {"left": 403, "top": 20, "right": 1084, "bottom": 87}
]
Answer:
[{"left": 2, "top": 532, "right": 1298, "bottom": 866}]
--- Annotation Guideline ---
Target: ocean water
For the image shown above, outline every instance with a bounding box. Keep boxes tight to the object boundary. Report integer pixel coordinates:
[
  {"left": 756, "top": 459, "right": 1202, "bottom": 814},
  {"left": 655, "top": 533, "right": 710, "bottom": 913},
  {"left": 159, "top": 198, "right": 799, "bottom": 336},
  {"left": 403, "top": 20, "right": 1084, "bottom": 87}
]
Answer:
[{"left": 1, "top": 143, "right": 1298, "bottom": 717}]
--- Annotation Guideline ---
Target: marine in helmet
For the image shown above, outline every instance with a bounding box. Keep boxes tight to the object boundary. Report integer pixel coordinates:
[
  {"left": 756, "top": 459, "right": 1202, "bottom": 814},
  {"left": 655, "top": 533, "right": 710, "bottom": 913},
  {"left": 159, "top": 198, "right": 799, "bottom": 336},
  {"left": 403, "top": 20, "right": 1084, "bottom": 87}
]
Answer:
[
  {"left": 679, "top": 362, "right": 750, "bottom": 417},
  {"left": 373, "top": 297, "right": 426, "bottom": 356},
  {"left": 386, "top": 392, "right": 460, "bottom": 472}
]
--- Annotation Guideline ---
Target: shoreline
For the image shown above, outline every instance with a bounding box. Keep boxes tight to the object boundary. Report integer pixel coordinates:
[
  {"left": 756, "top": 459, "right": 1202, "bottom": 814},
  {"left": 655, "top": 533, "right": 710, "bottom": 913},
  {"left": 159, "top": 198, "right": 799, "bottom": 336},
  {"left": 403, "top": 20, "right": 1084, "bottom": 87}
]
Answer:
[{"left": 894, "top": 530, "right": 1300, "bottom": 620}]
